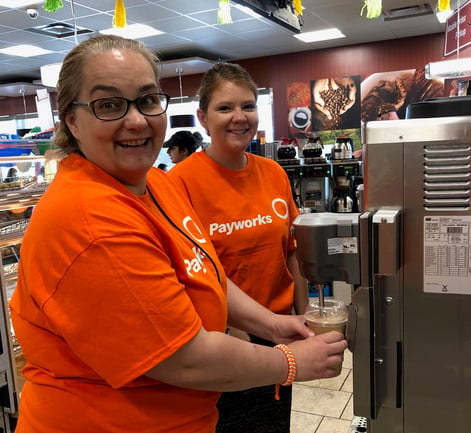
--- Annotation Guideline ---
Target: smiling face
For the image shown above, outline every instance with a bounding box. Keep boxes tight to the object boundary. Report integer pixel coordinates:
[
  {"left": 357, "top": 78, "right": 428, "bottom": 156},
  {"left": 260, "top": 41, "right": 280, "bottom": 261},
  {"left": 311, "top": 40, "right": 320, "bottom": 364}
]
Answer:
[
  {"left": 65, "top": 48, "right": 167, "bottom": 194},
  {"left": 197, "top": 80, "right": 258, "bottom": 168}
]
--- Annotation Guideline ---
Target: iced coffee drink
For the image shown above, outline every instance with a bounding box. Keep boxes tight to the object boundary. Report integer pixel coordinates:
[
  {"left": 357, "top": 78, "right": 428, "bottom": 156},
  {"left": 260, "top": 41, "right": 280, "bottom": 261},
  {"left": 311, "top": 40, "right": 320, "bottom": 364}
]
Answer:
[{"left": 304, "top": 299, "right": 348, "bottom": 375}]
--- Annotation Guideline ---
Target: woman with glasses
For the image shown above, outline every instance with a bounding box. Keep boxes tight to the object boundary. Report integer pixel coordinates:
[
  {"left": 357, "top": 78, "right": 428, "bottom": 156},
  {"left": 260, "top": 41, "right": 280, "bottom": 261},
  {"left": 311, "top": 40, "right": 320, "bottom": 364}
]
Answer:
[{"left": 10, "top": 35, "right": 347, "bottom": 433}]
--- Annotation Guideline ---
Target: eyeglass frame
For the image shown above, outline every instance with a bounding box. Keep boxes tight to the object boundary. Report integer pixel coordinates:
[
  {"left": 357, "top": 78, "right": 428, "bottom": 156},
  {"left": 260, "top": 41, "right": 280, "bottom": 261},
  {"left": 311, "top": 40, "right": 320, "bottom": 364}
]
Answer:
[{"left": 71, "top": 92, "right": 170, "bottom": 121}]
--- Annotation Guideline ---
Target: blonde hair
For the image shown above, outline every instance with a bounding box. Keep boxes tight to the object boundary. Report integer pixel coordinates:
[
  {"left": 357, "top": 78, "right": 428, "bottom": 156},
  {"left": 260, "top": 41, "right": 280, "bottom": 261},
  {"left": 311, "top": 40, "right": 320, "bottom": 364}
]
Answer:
[
  {"left": 54, "top": 35, "right": 160, "bottom": 154},
  {"left": 197, "top": 63, "right": 258, "bottom": 112}
]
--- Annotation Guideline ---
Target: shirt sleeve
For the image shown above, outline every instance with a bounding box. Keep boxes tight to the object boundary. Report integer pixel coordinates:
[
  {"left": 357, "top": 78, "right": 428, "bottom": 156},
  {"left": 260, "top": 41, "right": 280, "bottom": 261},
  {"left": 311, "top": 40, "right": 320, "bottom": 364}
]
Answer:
[{"left": 43, "top": 233, "right": 202, "bottom": 388}]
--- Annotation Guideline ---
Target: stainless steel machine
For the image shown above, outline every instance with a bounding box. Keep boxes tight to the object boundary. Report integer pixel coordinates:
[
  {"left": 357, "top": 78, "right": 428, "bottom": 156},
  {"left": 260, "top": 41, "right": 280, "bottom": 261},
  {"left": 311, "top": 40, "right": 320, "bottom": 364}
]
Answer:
[{"left": 293, "top": 97, "right": 471, "bottom": 433}]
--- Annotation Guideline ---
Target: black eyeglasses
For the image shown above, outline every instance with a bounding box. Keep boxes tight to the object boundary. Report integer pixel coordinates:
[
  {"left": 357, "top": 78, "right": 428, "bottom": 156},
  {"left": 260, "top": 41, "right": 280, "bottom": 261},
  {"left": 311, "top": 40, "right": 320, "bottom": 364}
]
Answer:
[{"left": 71, "top": 93, "right": 170, "bottom": 121}]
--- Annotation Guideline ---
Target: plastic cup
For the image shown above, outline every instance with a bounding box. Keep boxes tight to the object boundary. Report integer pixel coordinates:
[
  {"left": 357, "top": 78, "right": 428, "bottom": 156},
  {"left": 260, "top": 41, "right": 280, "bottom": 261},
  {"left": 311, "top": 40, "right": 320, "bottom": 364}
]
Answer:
[{"left": 304, "top": 298, "right": 348, "bottom": 375}]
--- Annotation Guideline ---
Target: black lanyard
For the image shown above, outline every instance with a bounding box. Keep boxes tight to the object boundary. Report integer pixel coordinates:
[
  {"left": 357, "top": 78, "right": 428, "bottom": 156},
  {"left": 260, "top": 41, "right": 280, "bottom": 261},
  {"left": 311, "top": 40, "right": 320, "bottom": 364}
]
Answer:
[{"left": 146, "top": 186, "right": 222, "bottom": 285}]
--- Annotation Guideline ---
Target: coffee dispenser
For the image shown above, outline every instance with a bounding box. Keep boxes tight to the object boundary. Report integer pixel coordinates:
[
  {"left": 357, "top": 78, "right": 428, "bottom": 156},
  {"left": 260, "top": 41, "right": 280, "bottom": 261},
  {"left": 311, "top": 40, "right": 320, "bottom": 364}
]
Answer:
[
  {"left": 332, "top": 136, "right": 353, "bottom": 161},
  {"left": 293, "top": 213, "right": 361, "bottom": 306},
  {"left": 329, "top": 161, "right": 361, "bottom": 213},
  {"left": 331, "top": 187, "right": 354, "bottom": 213}
]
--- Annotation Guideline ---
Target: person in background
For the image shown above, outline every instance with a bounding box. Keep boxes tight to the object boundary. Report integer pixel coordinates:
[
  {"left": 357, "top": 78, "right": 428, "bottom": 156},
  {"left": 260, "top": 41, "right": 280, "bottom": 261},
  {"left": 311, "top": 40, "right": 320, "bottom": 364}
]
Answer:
[
  {"left": 4, "top": 167, "right": 18, "bottom": 183},
  {"left": 164, "top": 130, "right": 201, "bottom": 164},
  {"left": 9, "top": 35, "right": 347, "bottom": 433},
  {"left": 157, "top": 162, "right": 168, "bottom": 172},
  {"left": 169, "top": 62, "right": 309, "bottom": 433}
]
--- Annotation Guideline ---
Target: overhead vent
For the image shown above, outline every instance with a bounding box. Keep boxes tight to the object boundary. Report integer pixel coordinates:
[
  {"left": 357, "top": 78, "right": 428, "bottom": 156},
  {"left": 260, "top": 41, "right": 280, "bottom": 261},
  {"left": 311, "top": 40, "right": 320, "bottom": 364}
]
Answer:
[
  {"left": 381, "top": 3, "right": 433, "bottom": 21},
  {"left": 26, "top": 22, "right": 94, "bottom": 38}
]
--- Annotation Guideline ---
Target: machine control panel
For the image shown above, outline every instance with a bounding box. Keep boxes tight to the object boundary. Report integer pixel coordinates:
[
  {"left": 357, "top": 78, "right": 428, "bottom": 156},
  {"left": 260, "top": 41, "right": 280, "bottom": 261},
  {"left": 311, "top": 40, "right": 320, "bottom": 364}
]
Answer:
[
  {"left": 282, "top": 163, "right": 331, "bottom": 180},
  {"left": 331, "top": 161, "right": 361, "bottom": 178}
]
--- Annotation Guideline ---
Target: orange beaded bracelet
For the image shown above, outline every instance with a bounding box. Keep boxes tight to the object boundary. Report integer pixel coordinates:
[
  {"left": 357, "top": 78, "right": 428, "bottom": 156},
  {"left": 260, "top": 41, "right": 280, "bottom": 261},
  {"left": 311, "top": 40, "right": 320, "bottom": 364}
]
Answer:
[
  {"left": 274, "top": 344, "right": 297, "bottom": 400},
  {"left": 274, "top": 344, "right": 297, "bottom": 385}
]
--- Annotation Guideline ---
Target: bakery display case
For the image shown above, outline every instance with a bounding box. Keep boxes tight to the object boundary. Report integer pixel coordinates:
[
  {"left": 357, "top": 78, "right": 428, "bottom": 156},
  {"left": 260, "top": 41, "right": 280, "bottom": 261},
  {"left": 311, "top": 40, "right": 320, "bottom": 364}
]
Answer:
[{"left": 0, "top": 147, "right": 56, "bottom": 432}]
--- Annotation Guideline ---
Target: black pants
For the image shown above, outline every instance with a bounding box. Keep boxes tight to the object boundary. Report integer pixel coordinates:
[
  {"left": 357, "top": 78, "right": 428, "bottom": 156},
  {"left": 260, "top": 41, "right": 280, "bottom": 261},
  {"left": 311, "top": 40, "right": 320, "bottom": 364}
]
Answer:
[{"left": 216, "top": 336, "right": 292, "bottom": 433}]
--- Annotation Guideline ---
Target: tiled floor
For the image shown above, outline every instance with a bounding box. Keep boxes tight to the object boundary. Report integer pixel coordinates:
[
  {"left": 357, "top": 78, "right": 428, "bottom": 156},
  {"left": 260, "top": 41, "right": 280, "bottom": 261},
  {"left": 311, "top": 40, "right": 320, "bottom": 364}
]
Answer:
[{"left": 290, "top": 349, "right": 353, "bottom": 433}]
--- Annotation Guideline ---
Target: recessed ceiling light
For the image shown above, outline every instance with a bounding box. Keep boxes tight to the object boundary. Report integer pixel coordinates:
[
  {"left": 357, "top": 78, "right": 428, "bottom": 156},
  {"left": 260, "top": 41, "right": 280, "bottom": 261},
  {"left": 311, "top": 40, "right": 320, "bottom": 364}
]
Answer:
[
  {"left": 26, "top": 22, "right": 94, "bottom": 38},
  {"left": 0, "top": 0, "right": 43, "bottom": 7},
  {"left": 294, "top": 28, "right": 345, "bottom": 43},
  {"left": 0, "top": 44, "right": 53, "bottom": 57},
  {"left": 100, "top": 24, "right": 163, "bottom": 39}
]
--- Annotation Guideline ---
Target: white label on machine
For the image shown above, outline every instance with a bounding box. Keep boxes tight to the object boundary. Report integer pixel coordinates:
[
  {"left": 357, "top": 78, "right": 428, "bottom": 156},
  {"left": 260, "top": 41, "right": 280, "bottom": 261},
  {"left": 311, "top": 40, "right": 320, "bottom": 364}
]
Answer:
[
  {"left": 327, "top": 237, "right": 358, "bottom": 255},
  {"left": 423, "top": 216, "right": 471, "bottom": 295}
]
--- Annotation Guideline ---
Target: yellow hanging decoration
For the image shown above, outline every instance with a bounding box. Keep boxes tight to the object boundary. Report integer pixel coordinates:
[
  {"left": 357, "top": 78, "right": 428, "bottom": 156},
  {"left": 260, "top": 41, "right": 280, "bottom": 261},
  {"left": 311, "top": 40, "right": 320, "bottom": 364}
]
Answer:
[
  {"left": 218, "top": 0, "right": 232, "bottom": 24},
  {"left": 293, "top": 0, "right": 303, "bottom": 16},
  {"left": 113, "top": 0, "right": 127, "bottom": 28},
  {"left": 438, "top": 0, "right": 451, "bottom": 11},
  {"left": 360, "top": 0, "right": 382, "bottom": 19}
]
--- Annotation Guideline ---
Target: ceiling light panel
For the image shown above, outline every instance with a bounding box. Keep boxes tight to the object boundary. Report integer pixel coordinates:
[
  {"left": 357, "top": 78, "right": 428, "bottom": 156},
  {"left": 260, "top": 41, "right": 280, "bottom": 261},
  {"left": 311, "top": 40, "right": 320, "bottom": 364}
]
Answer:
[
  {"left": 0, "top": 0, "right": 44, "bottom": 7},
  {"left": 294, "top": 28, "right": 345, "bottom": 43},
  {"left": 100, "top": 24, "right": 163, "bottom": 39},
  {"left": 0, "top": 44, "right": 53, "bottom": 57}
]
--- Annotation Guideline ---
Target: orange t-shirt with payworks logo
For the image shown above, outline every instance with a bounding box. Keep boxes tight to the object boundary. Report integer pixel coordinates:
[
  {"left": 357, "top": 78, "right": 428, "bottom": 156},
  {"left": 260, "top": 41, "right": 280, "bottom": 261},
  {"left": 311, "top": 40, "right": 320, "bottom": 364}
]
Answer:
[
  {"left": 10, "top": 153, "right": 227, "bottom": 433},
  {"left": 169, "top": 151, "right": 299, "bottom": 315}
]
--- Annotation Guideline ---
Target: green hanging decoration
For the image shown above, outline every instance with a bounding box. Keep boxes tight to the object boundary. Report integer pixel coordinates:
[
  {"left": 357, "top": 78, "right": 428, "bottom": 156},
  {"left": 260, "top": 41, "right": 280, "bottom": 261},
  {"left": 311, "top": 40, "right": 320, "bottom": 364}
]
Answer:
[
  {"left": 218, "top": 0, "right": 232, "bottom": 25},
  {"left": 360, "top": 0, "right": 382, "bottom": 19},
  {"left": 43, "top": 0, "right": 64, "bottom": 13}
]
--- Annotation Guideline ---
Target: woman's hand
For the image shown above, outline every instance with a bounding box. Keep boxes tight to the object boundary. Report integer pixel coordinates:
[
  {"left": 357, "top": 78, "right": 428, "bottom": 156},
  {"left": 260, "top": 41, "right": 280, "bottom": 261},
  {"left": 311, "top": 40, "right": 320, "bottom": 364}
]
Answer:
[
  {"left": 289, "top": 332, "right": 348, "bottom": 380},
  {"left": 268, "top": 313, "right": 313, "bottom": 345}
]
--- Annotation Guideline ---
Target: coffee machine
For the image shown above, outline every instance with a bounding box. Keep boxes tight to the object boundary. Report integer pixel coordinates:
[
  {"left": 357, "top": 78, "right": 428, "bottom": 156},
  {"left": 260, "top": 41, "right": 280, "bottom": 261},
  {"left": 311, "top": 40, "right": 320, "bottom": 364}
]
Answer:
[
  {"left": 329, "top": 161, "right": 362, "bottom": 213},
  {"left": 278, "top": 138, "right": 331, "bottom": 212},
  {"left": 293, "top": 97, "right": 471, "bottom": 433}
]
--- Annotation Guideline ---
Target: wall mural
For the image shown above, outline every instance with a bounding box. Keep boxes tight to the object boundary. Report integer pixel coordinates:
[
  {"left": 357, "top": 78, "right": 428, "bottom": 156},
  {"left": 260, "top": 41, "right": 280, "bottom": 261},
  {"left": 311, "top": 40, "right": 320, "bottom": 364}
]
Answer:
[
  {"left": 287, "top": 68, "right": 446, "bottom": 152},
  {"left": 361, "top": 68, "right": 445, "bottom": 122},
  {"left": 311, "top": 76, "right": 361, "bottom": 131}
]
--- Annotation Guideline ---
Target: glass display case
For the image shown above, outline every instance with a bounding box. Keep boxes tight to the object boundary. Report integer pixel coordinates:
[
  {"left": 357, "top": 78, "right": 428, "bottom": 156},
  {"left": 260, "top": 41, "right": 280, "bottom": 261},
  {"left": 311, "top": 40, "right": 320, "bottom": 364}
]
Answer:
[{"left": 0, "top": 149, "right": 55, "bottom": 431}]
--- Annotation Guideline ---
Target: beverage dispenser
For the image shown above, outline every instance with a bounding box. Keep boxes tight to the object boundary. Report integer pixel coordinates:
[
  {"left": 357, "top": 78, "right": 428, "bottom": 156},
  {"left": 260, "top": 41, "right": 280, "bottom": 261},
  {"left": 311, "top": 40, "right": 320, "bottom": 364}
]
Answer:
[{"left": 293, "top": 212, "right": 361, "bottom": 306}]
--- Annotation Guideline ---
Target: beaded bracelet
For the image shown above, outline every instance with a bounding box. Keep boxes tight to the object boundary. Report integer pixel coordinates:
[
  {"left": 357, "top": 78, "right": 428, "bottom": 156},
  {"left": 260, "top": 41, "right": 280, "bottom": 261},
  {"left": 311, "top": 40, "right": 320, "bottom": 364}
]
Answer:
[{"left": 273, "top": 344, "right": 297, "bottom": 400}]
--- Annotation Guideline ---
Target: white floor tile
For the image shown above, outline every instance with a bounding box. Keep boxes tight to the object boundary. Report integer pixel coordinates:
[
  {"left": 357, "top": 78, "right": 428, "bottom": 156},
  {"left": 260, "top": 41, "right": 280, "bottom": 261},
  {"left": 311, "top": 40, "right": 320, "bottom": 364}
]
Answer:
[
  {"left": 292, "top": 384, "right": 351, "bottom": 418},
  {"left": 341, "top": 370, "right": 353, "bottom": 393},
  {"left": 290, "top": 411, "right": 322, "bottom": 433},
  {"left": 290, "top": 348, "right": 354, "bottom": 432},
  {"left": 341, "top": 394, "right": 354, "bottom": 421},
  {"left": 316, "top": 416, "right": 352, "bottom": 433},
  {"left": 343, "top": 349, "right": 353, "bottom": 369},
  {"left": 297, "top": 367, "right": 350, "bottom": 391}
]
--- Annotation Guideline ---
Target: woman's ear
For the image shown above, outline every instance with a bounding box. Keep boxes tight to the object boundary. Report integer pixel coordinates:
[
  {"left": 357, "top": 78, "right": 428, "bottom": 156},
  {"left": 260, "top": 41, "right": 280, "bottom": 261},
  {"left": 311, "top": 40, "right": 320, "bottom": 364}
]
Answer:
[
  {"left": 65, "top": 110, "right": 79, "bottom": 140},
  {"left": 197, "top": 108, "right": 207, "bottom": 131}
]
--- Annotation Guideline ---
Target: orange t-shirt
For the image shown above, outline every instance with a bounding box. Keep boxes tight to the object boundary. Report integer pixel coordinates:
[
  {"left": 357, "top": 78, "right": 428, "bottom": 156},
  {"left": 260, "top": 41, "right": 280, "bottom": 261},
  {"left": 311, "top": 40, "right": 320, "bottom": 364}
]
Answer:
[
  {"left": 10, "top": 153, "right": 227, "bottom": 433},
  {"left": 169, "top": 151, "right": 299, "bottom": 314}
]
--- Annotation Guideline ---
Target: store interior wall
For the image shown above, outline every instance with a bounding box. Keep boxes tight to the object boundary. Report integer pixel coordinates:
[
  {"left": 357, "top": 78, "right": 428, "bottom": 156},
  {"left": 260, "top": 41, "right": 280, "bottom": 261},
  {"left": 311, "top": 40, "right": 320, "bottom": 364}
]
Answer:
[{"left": 0, "top": 31, "right": 464, "bottom": 140}]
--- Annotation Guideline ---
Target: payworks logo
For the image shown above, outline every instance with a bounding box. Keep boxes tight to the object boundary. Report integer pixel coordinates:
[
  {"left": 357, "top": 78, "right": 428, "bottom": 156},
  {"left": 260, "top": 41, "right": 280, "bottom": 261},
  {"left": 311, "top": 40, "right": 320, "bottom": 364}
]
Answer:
[
  {"left": 184, "top": 246, "right": 207, "bottom": 277},
  {"left": 208, "top": 198, "right": 289, "bottom": 236}
]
